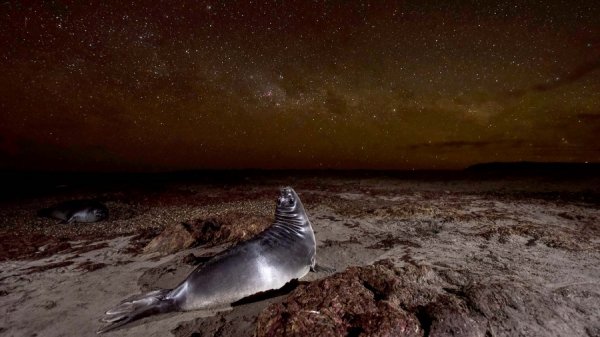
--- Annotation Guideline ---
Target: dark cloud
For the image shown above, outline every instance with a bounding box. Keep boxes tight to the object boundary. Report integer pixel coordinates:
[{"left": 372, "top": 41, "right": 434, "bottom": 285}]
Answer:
[
  {"left": 406, "top": 140, "right": 526, "bottom": 151},
  {"left": 0, "top": 137, "right": 135, "bottom": 172},
  {"left": 507, "top": 56, "right": 600, "bottom": 97}
]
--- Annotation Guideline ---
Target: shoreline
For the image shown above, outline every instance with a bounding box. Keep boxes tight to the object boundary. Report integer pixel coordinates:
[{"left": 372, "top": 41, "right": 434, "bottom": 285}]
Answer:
[{"left": 1, "top": 176, "right": 598, "bottom": 336}]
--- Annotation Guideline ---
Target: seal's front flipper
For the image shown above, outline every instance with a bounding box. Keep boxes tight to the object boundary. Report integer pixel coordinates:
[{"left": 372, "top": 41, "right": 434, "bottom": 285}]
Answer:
[{"left": 311, "top": 263, "right": 335, "bottom": 273}]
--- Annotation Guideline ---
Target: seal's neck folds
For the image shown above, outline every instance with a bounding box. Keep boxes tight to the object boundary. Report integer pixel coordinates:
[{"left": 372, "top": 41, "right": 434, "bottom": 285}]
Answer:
[
  {"left": 274, "top": 187, "right": 309, "bottom": 228},
  {"left": 274, "top": 207, "right": 307, "bottom": 227}
]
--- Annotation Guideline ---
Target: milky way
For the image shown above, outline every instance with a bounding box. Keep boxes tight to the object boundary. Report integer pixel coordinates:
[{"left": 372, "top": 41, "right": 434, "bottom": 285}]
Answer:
[{"left": 1, "top": 1, "right": 599, "bottom": 170}]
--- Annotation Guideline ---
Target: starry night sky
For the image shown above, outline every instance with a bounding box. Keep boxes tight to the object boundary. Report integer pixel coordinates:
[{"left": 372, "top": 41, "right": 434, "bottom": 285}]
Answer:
[{"left": 1, "top": 1, "right": 599, "bottom": 171}]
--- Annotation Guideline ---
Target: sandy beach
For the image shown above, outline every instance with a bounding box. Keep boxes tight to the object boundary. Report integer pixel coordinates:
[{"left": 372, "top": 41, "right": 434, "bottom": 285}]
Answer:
[{"left": 1, "top": 174, "right": 599, "bottom": 336}]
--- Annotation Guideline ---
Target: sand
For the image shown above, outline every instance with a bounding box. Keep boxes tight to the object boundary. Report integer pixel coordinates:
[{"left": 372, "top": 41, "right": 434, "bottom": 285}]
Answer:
[{"left": 0, "top": 174, "right": 599, "bottom": 336}]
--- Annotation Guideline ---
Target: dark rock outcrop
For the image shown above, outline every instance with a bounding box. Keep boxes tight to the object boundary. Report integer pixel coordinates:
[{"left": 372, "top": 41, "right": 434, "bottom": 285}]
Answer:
[
  {"left": 257, "top": 259, "right": 597, "bottom": 337},
  {"left": 143, "top": 212, "right": 271, "bottom": 255}
]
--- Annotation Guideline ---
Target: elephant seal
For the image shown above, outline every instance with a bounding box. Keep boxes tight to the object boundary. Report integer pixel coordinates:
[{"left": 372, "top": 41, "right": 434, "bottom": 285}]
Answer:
[
  {"left": 98, "top": 187, "right": 328, "bottom": 333},
  {"left": 37, "top": 200, "right": 108, "bottom": 223}
]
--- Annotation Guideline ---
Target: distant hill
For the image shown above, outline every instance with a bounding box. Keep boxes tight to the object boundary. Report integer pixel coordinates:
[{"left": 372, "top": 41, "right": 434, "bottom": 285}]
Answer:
[
  {"left": 1, "top": 163, "right": 597, "bottom": 200},
  {"left": 466, "top": 162, "right": 599, "bottom": 174}
]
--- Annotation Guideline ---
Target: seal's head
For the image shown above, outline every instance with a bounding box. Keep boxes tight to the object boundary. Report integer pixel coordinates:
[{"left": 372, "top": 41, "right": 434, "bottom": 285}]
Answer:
[
  {"left": 276, "top": 187, "right": 305, "bottom": 216},
  {"left": 91, "top": 205, "right": 109, "bottom": 221},
  {"left": 84, "top": 204, "right": 108, "bottom": 222},
  {"left": 68, "top": 203, "right": 109, "bottom": 223}
]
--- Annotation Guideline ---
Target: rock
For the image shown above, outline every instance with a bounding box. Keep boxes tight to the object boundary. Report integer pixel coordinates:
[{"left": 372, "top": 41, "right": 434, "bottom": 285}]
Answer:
[
  {"left": 421, "top": 295, "right": 486, "bottom": 337},
  {"left": 257, "top": 259, "right": 598, "bottom": 337},
  {"left": 209, "top": 212, "right": 273, "bottom": 244},
  {"left": 143, "top": 212, "right": 271, "bottom": 255},
  {"left": 143, "top": 223, "right": 198, "bottom": 255},
  {"left": 256, "top": 260, "right": 424, "bottom": 337}
]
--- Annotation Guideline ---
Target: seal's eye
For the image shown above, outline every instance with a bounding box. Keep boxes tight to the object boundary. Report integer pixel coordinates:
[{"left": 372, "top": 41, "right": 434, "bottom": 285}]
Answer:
[{"left": 288, "top": 199, "right": 294, "bottom": 206}]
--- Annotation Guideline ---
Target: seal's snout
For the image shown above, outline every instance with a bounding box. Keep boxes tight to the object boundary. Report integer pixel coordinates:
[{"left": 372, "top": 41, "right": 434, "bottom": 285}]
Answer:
[
  {"left": 278, "top": 187, "right": 296, "bottom": 208},
  {"left": 95, "top": 208, "right": 108, "bottom": 219}
]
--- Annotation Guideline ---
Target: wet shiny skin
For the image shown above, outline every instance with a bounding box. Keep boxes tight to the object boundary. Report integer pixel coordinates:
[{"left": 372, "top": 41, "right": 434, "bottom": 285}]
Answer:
[
  {"left": 98, "top": 187, "right": 318, "bottom": 333},
  {"left": 170, "top": 187, "right": 316, "bottom": 311}
]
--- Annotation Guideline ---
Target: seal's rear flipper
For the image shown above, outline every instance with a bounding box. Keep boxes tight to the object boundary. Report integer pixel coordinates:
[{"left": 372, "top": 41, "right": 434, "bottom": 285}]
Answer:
[
  {"left": 97, "top": 289, "right": 176, "bottom": 334},
  {"left": 311, "top": 263, "right": 335, "bottom": 273}
]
